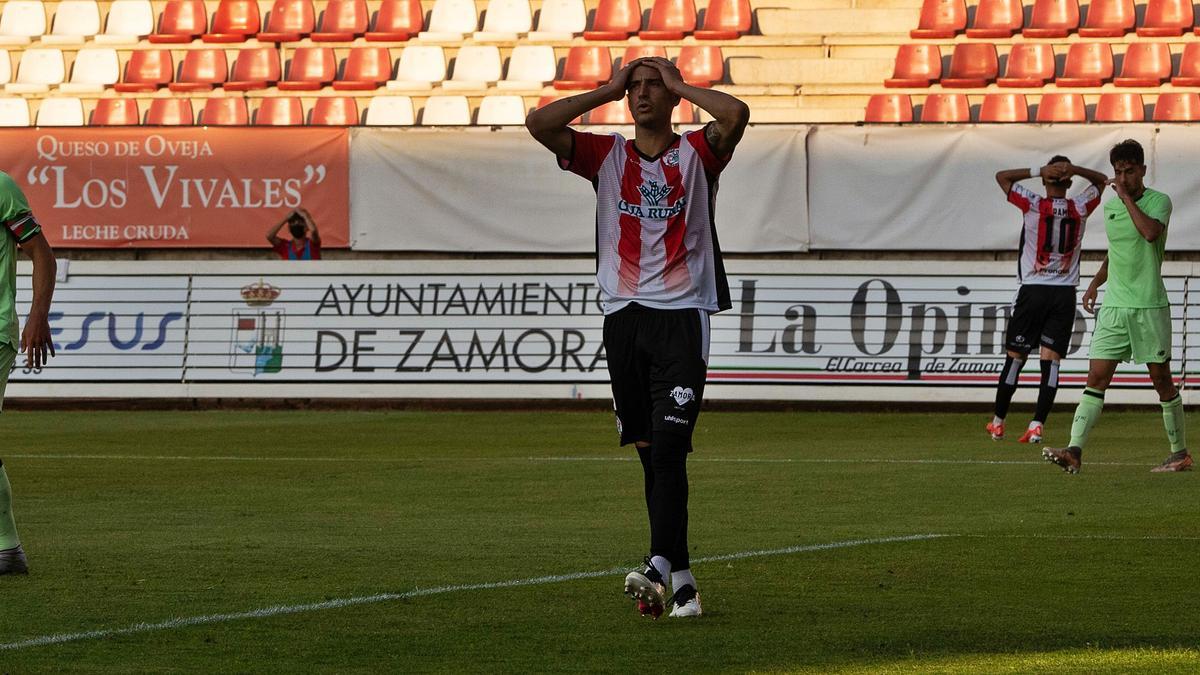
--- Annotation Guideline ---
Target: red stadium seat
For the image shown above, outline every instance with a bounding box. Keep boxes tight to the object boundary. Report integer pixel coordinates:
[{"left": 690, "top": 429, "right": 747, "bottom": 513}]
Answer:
[
  {"left": 113, "top": 49, "right": 173, "bottom": 92},
  {"left": 920, "top": 93, "right": 969, "bottom": 122},
  {"left": 148, "top": 0, "right": 207, "bottom": 43},
  {"left": 226, "top": 48, "right": 282, "bottom": 91},
  {"left": 864, "top": 94, "right": 913, "bottom": 123},
  {"left": 622, "top": 46, "right": 666, "bottom": 66},
  {"left": 672, "top": 99, "right": 694, "bottom": 123},
  {"left": 1035, "top": 93, "right": 1085, "bottom": 122},
  {"left": 1056, "top": 43, "right": 1113, "bottom": 87},
  {"left": 694, "top": 0, "right": 750, "bottom": 39},
  {"left": 1094, "top": 93, "right": 1144, "bottom": 122},
  {"left": 639, "top": 0, "right": 696, "bottom": 40},
  {"left": 966, "top": 0, "right": 1022, "bottom": 38},
  {"left": 332, "top": 47, "right": 393, "bottom": 90},
  {"left": 203, "top": 0, "right": 261, "bottom": 42},
  {"left": 910, "top": 0, "right": 966, "bottom": 38},
  {"left": 1079, "top": 0, "right": 1133, "bottom": 36},
  {"left": 677, "top": 46, "right": 723, "bottom": 87},
  {"left": 554, "top": 46, "right": 612, "bottom": 90},
  {"left": 1022, "top": 0, "right": 1079, "bottom": 37},
  {"left": 1114, "top": 43, "right": 1171, "bottom": 87},
  {"left": 366, "top": 0, "right": 424, "bottom": 40},
  {"left": 1153, "top": 92, "right": 1200, "bottom": 121},
  {"left": 258, "top": 0, "right": 315, "bottom": 42},
  {"left": 586, "top": 99, "right": 632, "bottom": 124},
  {"left": 199, "top": 97, "right": 250, "bottom": 125},
  {"left": 1139, "top": 0, "right": 1193, "bottom": 37},
  {"left": 583, "top": 0, "right": 641, "bottom": 40},
  {"left": 997, "top": 43, "right": 1055, "bottom": 87},
  {"left": 941, "top": 43, "right": 998, "bottom": 88},
  {"left": 168, "top": 48, "right": 228, "bottom": 92},
  {"left": 884, "top": 44, "right": 940, "bottom": 88},
  {"left": 90, "top": 98, "right": 140, "bottom": 125},
  {"left": 1171, "top": 43, "right": 1200, "bottom": 86},
  {"left": 312, "top": 0, "right": 369, "bottom": 40},
  {"left": 146, "top": 98, "right": 194, "bottom": 125},
  {"left": 310, "top": 96, "right": 359, "bottom": 124},
  {"left": 278, "top": 47, "right": 337, "bottom": 90},
  {"left": 979, "top": 93, "right": 1028, "bottom": 122},
  {"left": 255, "top": 96, "right": 305, "bottom": 125}
]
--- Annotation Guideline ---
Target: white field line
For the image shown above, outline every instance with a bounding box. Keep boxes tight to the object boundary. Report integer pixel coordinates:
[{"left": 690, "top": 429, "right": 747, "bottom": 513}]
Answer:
[{"left": 0, "top": 533, "right": 944, "bottom": 652}]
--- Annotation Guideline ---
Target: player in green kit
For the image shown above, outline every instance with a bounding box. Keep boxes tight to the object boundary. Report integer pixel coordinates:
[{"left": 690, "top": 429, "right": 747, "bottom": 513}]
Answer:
[
  {"left": 0, "top": 171, "right": 57, "bottom": 574},
  {"left": 1043, "top": 140, "right": 1192, "bottom": 474}
]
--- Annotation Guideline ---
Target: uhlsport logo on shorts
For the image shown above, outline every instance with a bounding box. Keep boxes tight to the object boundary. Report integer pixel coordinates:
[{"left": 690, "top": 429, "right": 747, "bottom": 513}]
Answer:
[{"left": 670, "top": 386, "right": 695, "bottom": 407}]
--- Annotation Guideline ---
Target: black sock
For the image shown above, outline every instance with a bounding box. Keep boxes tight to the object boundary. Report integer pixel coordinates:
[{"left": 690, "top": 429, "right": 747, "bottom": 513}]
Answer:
[
  {"left": 1034, "top": 359, "right": 1059, "bottom": 424},
  {"left": 994, "top": 354, "right": 1025, "bottom": 420},
  {"left": 648, "top": 432, "right": 689, "bottom": 570}
]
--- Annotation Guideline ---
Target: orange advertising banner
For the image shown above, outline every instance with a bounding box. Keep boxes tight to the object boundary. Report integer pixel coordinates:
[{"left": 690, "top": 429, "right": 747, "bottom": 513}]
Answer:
[{"left": 0, "top": 128, "right": 349, "bottom": 248}]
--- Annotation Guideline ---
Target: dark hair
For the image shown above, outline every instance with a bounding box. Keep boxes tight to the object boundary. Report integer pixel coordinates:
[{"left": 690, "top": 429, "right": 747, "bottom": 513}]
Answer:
[
  {"left": 1048, "top": 154, "right": 1070, "bottom": 165},
  {"left": 1109, "top": 139, "right": 1144, "bottom": 166}
]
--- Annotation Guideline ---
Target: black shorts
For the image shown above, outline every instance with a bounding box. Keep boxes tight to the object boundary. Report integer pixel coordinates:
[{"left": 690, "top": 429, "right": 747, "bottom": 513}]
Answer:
[
  {"left": 603, "top": 303, "right": 710, "bottom": 447},
  {"left": 1006, "top": 285, "right": 1077, "bottom": 357}
]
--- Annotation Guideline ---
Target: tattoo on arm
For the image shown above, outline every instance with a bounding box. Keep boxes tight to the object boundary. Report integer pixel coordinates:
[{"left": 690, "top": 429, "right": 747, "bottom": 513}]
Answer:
[{"left": 704, "top": 122, "right": 721, "bottom": 151}]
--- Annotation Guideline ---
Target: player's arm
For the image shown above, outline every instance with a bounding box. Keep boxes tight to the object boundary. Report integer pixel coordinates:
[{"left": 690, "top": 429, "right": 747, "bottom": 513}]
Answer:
[
  {"left": 1082, "top": 255, "right": 1108, "bottom": 314},
  {"left": 18, "top": 231, "right": 55, "bottom": 368},
  {"left": 642, "top": 57, "right": 750, "bottom": 157},
  {"left": 525, "top": 61, "right": 637, "bottom": 159},
  {"left": 298, "top": 207, "right": 320, "bottom": 246},
  {"left": 1066, "top": 164, "right": 1108, "bottom": 190},
  {"left": 266, "top": 212, "right": 289, "bottom": 246},
  {"left": 1110, "top": 183, "right": 1165, "bottom": 242},
  {"left": 995, "top": 166, "right": 1053, "bottom": 195}
]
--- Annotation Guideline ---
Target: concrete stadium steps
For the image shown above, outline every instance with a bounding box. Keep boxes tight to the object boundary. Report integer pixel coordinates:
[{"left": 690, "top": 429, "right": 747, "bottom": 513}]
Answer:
[
  {"left": 757, "top": 8, "right": 917, "bottom": 36},
  {"left": 729, "top": 55, "right": 893, "bottom": 84}
]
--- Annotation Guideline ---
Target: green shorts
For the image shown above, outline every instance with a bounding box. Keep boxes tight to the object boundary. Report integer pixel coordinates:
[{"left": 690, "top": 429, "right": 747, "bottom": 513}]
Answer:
[
  {"left": 0, "top": 342, "right": 14, "bottom": 412},
  {"left": 1089, "top": 306, "right": 1173, "bottom": 364}
]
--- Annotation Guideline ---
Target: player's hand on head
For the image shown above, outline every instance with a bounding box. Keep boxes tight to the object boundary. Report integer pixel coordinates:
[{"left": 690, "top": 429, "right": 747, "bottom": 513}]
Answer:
[
  {"left": 643, "top": 57, "right": 686, "bottom": 93},
  {"left": 19, "top": 315, "right": 54, "bottom": 369},
  {"left": 605, "top": 58, "right": 641, "bottom": 101}
]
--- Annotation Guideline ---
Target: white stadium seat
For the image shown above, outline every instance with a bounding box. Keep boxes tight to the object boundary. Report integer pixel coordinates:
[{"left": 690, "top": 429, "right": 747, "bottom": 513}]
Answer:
[
  {"left": 418, "top": 0, "right": 479, "bottom": 40},
  {"left": 36, "top": 97, "right": 85, "bottom": 126},
  {"left": 474, "top": 0, "right": 532, "bottom": 41},
  {"left": 498, "top": 45, "right": 556, "bottom": 90},
  {"left": 364, "top": 95, "right": 416, "bottom": 125},
  {"left": 527, "top": 0, "right": 585, "bottom": 40},
  {"left": 95, "top": 0, "right": 154, "bottom": 45},
  {"left": 42, "top": 1, "right": 102, "bottom": 45},
  {"left": 476, "top": 95, "right": 527, "bottom": 125},
  {"left": 386, "top": 46, "right": 446, "bottom": 91},
  {"left": 421, "top": 95, "right": 471, "bottom": 125},
  {"left": 443, "top": 45, "right": 502, "bottom": 90},
  {"left": 6, "top": 49, "right": 66, "bottom": 93},
  {"left": 0, "top": 98, "right": 30, "bottom": 125},
  {"left": 60, "top": 48, "right": 119, "bottom": 93},
  {"left": 0, "top": 1, "right": 47, "bottom": 46}
]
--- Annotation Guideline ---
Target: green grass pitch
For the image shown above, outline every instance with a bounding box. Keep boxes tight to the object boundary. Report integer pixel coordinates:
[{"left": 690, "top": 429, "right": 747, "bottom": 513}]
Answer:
[{"left": 0, "top": 409, "right": 1197, "bottom": 673}]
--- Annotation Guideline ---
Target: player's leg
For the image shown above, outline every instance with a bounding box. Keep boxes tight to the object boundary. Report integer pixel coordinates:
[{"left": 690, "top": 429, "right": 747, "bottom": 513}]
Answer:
[
  {"left": 1133, "top": 307, "right": 1193, "bottom": 472},
  {"left": 991, "top": 287, "right": 1036, "bottom": 440},
  {"left": 1025, "top": 287, "right": 1076, "bottom": 443},
  {"left": 0, "top": 342, "right": 26, "bottom": 575}
]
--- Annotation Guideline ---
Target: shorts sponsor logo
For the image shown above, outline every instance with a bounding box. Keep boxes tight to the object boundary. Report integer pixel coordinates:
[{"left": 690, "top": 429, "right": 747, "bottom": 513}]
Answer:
[
  {"left": 664, "top": 415, "right": 689, "bottom": 425},
  {"left": 670, "top": 386, "right": 695, "bottom": 407}
]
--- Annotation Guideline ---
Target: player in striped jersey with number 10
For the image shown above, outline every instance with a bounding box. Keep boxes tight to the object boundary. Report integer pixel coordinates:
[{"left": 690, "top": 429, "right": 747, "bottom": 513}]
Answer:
[{"left": 988, "top": 157, "right": 1108, "bottom": 445}]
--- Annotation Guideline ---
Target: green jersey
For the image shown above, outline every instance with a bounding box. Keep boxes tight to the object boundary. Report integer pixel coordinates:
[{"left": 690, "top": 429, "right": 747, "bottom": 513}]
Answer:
[
  {"left": 0, "top": 171, "right": 40, "bottom": 349},
  {"left": 1101, "top": 188, "right": 1172, "bottom": 309}
]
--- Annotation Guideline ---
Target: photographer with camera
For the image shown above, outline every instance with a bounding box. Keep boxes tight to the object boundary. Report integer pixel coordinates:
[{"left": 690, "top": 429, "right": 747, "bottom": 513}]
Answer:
[{"left": 266, "top": 207, "right": 321, "bottom": 260}]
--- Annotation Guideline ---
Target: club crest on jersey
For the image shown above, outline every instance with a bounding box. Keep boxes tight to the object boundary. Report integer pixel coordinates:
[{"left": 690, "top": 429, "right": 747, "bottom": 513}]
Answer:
[
  {"left": 664, "top": 149, "right": 680, "bottom": 167},
  {"left": 638, "top": 180, "right": 673, "bottom": 206},
  {"left": 670, "top": 386, "right": 695, "bottom": 407}
]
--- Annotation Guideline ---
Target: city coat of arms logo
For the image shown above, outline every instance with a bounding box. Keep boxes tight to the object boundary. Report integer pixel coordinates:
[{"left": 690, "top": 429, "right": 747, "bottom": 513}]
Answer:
[{"left": 229, "top": 279, "right": 285, "bottom": 375}]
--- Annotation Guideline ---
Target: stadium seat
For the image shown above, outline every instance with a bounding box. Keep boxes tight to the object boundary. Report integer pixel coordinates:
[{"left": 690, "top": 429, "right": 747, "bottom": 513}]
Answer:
[
  {"left": 332, "top": 46, "right": 393, "bottom": 90},
  {"left": 639, "top": 0, "right": 696, "bottom": 40},
  {"left": 6, "top": 49, "right": 66, "bottom": 94},
  {"left": 1114, "top": 43, "right": 1171, "bottom": 87},
  {"left": 277, "top": 47, "right": 336, "bottom": 90},
  {"left": 528, "top": 0, "right": 586, "bottom": 40},
  {"left": 476, "top": 95, "right": 527, "bottom": 125},
  {"left": 148, "top": 0, "right": 207, "bottom": 43},
  {"left": 554, "top": 46, "right": 612, "bottom": 90},
  {"left": 622, "top": 46, "right": 667, "bottom": 67},
  {"left": 90, "top": 97, "right": 139, "bottom": 125},
  {"left": 1079, "top": 0, "right": 1134, "bottom": 36},
  {"left": 146, "top": 98, "right": 195, "bottom": 125},
  {"left": 385, "top": 45, "right": 446, "bottom": 90},
  {"left": 979, "top": 93, "right": 1028, "bottom": 122},
  {"left": 909, "top": 0, "right": 965, "bottom": 38},
  {"left": 965, "top": 0, "right": 1022, "bottom": 38},
  {"left": 204, "top": 0, "right": 262, "bottom": 42},
  {"left": 421, "top": 95, "right": 471, "bottom": 125},
  {"left": 0, "top": 52, "right": 11, "bottom": 86},
  {"left": 60, "top": 48, "right": 120, "bottom": 93},
  {"left": 584, "top": 0, "right": 641, "bottom": 40},
  {"left": 1153, "top": 92, "right": 1200, "bottom": 121},
  {"left": 255, "top": 96, "right": 304, "bottom": 125},
  {"left": 1057, "top": 43, "right": 1113, "bottom": 87},
  {"left": 0, "top": 2, "right": 45, "bottom": 46},
  {"left": 366, "top": 0, "right": 424, "bottom": 40},
  {"left": 997, "top": 43, "right": 1055, "bottom": 88},
  {"left": 226, "top": 48, "right": 281, "bottom": 91},
  {"left": 419, "top": 0, "right": 480, "bottom": 39},
  {"left": 444, "top": 45, "right": 502, "bottom": 90},
  {"left": 941, "top": 43, "right": 998, "bottom": 88},
  {"left": 475, "top": 0, "right": 533, "bottom": 40},
  {"left": 36, "top": 97, "right": 85, "bottom": 126},
  {"left": 498, "top": 45, "right": 556, "bottom": 89},
  {"left": 364, "top": 95, "right": 415, "bottom": 124},
  {"left": 42, "top": 1, "right": 101, "bottom": 45},
  {"left": 884, "top": 44, "right": 941, "bottom": 88},
  {"left": 585, "top": 99, "right": 633, "bottom": 124},
  {"left": 678, "top": 46, "right": 723, "bottom": 87},
  {"left": 310, "top": 96, "right": 359, "bottom": 124},
  {"left": 0, "top": 98, "right": 29, "bottom": 126},
  {"left": 1094, "top": 92, "right": 1144, "bottom": 122},
  {"left": 169, "top": 49, "right": 229, "bottom": 92},
  {"left": 920, "top": 93, "right": 969, "bottom": 122},
  {"left": 694, "top": 0, "right": 750, "bottom": 39},
  {"left": 199, "top": 97, "right": 249, "bottom": 125},
  {"left": 1171, "top": 43, "right": 1200, "bottom": 86},
  {"left": 864, "top": 94, "right": 912, "bottom": 123},
  {"left": 95, "top": 0, "right": 154, "bottom": 44},
  {"left": 259, "top": 0, "right": 315, "bottom": 42},
  {"left": 311, "top": 0, "right": 369, "bottom": 41},
  {"left": 1035, "top": 93, "right": 1085, "bottom": 122},
  {"left": 672, "top": 98, "right": 694, "bottom": 123},
  {"left": 1022, "top": 0, "right": 1079, "bottom": 37},
  {"left": 1138, "top": 0, "right": 1193, "bottom": 37}
]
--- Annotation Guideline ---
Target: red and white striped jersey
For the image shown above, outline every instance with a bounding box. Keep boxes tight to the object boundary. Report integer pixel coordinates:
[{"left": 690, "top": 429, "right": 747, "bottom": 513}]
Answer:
[
  {"left": 560, "top": 128, "right": 732, "bottom": 315},
  {"left": 1007, "top": 182, "right": 1102, "bottom": 286}
]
